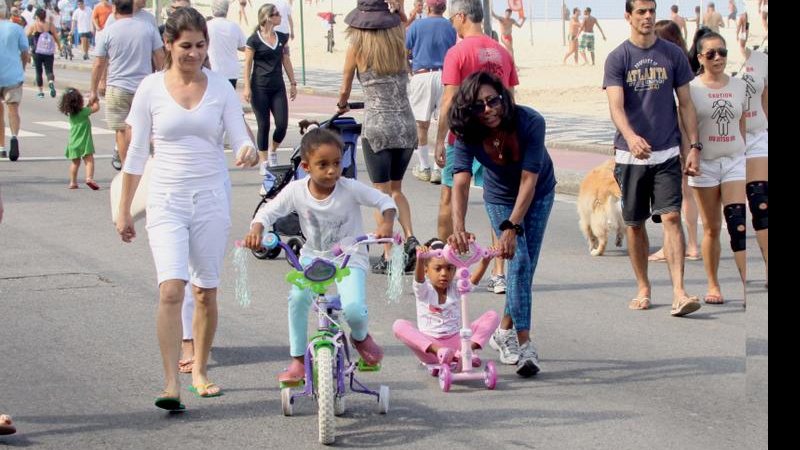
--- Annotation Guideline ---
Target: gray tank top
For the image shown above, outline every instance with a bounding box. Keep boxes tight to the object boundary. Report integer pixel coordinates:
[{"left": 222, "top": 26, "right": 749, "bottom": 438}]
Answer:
[{"left": 357, "top": 69, "right": 418, "bottom": 152}]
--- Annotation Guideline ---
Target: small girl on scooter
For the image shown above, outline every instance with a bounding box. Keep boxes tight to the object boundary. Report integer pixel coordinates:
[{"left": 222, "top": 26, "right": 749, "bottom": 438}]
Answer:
[
  {"left": 243, "top": 128, "right": 398, "bottom": 384},
  {"left": 393, "top": 239, "right": 500, "bottom": 368}
]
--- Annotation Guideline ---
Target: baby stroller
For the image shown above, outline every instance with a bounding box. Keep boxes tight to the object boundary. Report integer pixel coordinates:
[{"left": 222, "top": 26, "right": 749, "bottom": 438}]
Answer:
[{"left": 250, "top": 102, "right": 364, "bottom": 262}]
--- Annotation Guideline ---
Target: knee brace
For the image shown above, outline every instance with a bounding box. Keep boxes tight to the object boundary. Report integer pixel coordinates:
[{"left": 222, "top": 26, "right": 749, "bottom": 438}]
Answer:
[
  {"left": 747, "top": 181, "right": 768, "bottom": 230},
  {"left": 723, "top": 203, "right": 747, "bottom": 253}
]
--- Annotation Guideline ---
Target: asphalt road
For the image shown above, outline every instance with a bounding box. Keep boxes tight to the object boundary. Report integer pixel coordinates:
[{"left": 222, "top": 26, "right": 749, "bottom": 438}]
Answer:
[{"left": 0, "top": 83, "right": 767, "bottom": 449}]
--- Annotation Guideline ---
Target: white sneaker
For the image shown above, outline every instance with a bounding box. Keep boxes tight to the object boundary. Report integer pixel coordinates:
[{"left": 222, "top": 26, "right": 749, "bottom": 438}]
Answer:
[
  {"left": 489, "top": 328, "right": 520, "bottom": 365},
  {"left": 430, "top": 168, "right": 442, "bottom": 184},
  {"left": 516, "top": 341, "right": 541, "bottom": 377},
  {"left": 492, "top": 275, "right": 507, "bottom": 294},
  {"left": 259, "top": 161, "right": 268, "bottom": 176},
  {"left": 267, "top": 151, "right": 278, "bottom": 167},
  {"left": 412, "top": 164, "right": 431, "bottom": 182}
]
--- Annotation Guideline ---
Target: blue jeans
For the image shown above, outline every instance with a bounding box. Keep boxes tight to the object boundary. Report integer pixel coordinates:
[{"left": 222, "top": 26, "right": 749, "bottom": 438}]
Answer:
[
  {"left": 485, "top": 190, "right": 555, "bottom": 332},
  {"left": 287, "top": 267, "right": 368, "bottom": 357}
]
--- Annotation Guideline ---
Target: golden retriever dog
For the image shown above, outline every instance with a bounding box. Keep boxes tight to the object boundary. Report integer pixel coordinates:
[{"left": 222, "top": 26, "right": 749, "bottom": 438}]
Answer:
[{"left": 577, "top": 159, "right": 625, "bottom": 256}]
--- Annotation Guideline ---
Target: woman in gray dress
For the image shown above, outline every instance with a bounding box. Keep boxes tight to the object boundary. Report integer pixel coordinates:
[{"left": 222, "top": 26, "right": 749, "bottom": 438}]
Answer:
[{"left": 337, "top": 0, "right": 419, "bottom": 273}]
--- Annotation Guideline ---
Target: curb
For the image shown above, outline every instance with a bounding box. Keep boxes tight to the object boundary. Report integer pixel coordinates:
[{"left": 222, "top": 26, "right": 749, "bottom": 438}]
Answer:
[
  {"left": 553, "top": 168, "right": 583, "bottom": 197},
  {"left": 30, "top": 68, "right": 590, "bottom": 197},
  {"left": 43, "top": 62, "right": 366, "bottom": 113}
]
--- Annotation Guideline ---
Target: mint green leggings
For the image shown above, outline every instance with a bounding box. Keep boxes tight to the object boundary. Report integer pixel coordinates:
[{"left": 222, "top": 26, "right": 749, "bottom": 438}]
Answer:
[{"left": 287, "top": 267, "right": 369, "bottom": 357}]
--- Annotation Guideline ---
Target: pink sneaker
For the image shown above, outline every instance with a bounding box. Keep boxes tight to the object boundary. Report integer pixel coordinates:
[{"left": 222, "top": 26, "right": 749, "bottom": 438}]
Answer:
[
  {"left": 437, "top": 347, "right": 455, "bottom": 365},
  {"left": 277, "top": 359, "right": 305, "bottom": 384},
  {"left": 471, "top": 353, "right": 482, "bottom": 368},
  {"left": 454, "top": 350, "right": 482, "bottom": 368},
  {"left": 352, "top": 334, "right": 384, "bottom": 366}
]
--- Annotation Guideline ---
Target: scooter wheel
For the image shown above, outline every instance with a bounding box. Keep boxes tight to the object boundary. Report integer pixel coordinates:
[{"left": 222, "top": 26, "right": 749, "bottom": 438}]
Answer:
[
  {"left": 484, "top": 361, "right": 497, "bottom": 390},
  {"left": 438, "top": 364, "right": 452, "bottom": 392}
]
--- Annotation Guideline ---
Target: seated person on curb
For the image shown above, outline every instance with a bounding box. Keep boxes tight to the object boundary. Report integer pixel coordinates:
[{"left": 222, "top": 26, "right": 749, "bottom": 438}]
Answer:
[
  {"left": 393, "top": 238, "right": 500, "bottom": 368},
  {"left": 244, "top": 128, "right": 398, "bottom": 384}
]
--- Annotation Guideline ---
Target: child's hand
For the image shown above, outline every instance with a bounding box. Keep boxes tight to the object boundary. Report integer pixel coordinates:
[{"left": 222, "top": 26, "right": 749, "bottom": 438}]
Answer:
[
  {"left": 243, "top": 223, "right": 265, "bottom": 250},
  {"left": 374, "top": 221, "right": 393, "bottom": 239},
  {"left": 235, "top": 144, "right": 258, "bottom": 168},
  {"left": 416, "top": 245, "right": 429, "bottom": 260},
  {"left": 482, "top": 245, "right": 498, "bottom": 263}
]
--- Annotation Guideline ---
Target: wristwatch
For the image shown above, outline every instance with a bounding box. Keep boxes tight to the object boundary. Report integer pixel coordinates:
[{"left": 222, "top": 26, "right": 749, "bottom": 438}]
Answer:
[
  {"left": 690, "top": 142, "right": 703, "bottom": 151},
  {"left": 499, "top": 220, "right": 524, "bottom": 236}
]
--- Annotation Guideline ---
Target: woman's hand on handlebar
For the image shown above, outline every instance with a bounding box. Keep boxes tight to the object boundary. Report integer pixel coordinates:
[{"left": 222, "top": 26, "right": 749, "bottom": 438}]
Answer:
[
  {"left": 243, "top": 223, "right": 265, "bottom": 250},
  {"left": 336, "top": 100, "right": 350, "bottom": 115},
  {"left": 447, "top": 230, "right": 475, "bottom": 254},
  {"left": 497, "top": 229, "right": 517, "bottom": 259}
]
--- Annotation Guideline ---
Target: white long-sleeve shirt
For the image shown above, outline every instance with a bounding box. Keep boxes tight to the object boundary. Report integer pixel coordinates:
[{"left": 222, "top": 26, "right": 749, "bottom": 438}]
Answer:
[
  {"left": 124, "top": 69, "right": 254, "bottom": 192},
  {"left": 251, "top": 177, "right": 397, "bottom": 271}
]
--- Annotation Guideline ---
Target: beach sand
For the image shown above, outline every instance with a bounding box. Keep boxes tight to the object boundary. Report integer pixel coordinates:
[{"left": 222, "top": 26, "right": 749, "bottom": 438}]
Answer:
[{"left": 201, "top": 0, "right": 767, "bottom": 119}]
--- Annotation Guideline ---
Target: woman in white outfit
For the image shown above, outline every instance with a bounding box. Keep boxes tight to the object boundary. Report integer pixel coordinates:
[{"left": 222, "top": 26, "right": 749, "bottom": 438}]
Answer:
[
  {"left": 688, "top": 28, "right": 747, "bottom": 306},
  {"left": 116, "top": 7, "right": 257, "bottom": 410},
  {"left": 737, "top": 45, "right": 768, "bottom": 288}
]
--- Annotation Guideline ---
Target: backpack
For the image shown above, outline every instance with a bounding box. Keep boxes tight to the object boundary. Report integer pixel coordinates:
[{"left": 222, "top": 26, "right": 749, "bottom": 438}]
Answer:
[{"left": 35, "top": 31, "right": 56, "bottom": 55}]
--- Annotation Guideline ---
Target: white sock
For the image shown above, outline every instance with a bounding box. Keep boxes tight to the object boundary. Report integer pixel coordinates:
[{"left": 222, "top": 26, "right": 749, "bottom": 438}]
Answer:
[{"left": 416, "top": 145, "right": 430, "bottom": 169}]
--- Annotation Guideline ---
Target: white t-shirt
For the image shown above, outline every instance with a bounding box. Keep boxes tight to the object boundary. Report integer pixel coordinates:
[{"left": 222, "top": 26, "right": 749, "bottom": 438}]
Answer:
[
  {"left": 739, "top": 50, "right": 768, "bottom": 134},
  {"left": 94, "top": 17, "right": 163, "bottom": 93},
  {"left": 207, "top": 17, "right": 246, "bottom": 80},
  {"left": 690, "top": 77, "right": 747, "bottom": 160},
  {"left": 251, "top": 177, "right": 397, "bottom": 272},
  {"left": 124, "top": 69, "right": 254, "bottom": 193},
  {"left": 21, "top": 9, "right": 36, "bottom": 26},
  {"left": 72, "top": 7, "right": 93, "bottom": 33},
  {"left": 413, "top": 280, "right": 469, "bottom": 338}
]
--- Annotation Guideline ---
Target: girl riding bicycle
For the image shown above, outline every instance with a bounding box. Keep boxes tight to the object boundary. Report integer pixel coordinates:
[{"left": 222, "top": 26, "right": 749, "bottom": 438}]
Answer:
[{"left": 243, "top": 128, "right": 398, "bottom": 384}]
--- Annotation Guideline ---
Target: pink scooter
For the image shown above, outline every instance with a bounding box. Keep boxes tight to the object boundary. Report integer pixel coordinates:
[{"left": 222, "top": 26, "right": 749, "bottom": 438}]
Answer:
[{"left": 417, "top": 241, "right": 498, "bottom": 392}]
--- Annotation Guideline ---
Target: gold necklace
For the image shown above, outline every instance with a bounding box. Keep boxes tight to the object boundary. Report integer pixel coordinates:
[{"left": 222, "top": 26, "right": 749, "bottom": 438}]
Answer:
[{"left": 491, "top": 134, "right": 505, "bottom": 160}]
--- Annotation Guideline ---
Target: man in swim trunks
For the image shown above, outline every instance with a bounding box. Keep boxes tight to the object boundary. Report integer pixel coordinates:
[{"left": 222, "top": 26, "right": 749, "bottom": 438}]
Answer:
[{"left": 579, "top": 6, "right": 606, "bottom": 65}]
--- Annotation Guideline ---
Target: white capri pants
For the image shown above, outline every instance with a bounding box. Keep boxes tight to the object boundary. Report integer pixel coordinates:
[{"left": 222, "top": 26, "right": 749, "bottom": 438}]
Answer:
[{"left": 146, "top": 184, "right": 232, "bottom": 288}]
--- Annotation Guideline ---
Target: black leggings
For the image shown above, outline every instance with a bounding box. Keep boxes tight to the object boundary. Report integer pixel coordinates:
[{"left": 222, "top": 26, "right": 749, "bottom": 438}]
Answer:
[
  {"left": 250, "top": 86, "right": 288, "bottom": 151},
  {"left": 34, "top": 53, "right": 55, "bottom": 87}
]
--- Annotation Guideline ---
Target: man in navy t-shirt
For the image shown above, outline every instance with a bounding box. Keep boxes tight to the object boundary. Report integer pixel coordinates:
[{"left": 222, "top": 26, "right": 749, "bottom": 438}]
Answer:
[{"left": 603, "top": 0, "right": 702, "bottom": 317}]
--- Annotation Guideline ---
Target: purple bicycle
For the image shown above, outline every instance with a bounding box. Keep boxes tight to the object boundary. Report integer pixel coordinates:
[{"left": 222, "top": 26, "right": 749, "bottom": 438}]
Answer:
[{"left": 258, "top": 231, "right": 400, "bottom": 444}]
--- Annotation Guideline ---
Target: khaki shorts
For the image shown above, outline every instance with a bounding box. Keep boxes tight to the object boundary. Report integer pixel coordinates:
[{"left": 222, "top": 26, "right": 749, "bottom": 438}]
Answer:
[
  {"left": 0, "top": 83, "right": 23, "bottom": 104},
  {"left": 105, "top": 86, "right": 135, "bottom": 131}
]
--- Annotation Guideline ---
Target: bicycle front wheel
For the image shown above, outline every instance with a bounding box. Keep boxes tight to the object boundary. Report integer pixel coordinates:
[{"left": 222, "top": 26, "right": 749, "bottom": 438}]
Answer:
[{"left": 316, "top": 346, "right": 336, "bottom": 445}]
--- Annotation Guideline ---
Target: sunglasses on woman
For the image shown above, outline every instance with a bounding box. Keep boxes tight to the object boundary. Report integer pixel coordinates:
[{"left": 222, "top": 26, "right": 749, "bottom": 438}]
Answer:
[
  {"left": 466, "top": 94, "right": 503, "bottom": 116},
  {"left": 702, "top": 47, "right": 728, "bottom": 59}
]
